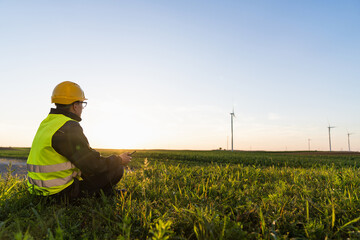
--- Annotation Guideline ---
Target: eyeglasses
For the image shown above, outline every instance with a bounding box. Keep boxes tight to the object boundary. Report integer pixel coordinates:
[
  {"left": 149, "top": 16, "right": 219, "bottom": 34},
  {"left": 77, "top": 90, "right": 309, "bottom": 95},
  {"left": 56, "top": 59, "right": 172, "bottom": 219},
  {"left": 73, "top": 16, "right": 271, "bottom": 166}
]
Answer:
[{"left": 74, "top": 101, "right": 87, "bottom": 108}]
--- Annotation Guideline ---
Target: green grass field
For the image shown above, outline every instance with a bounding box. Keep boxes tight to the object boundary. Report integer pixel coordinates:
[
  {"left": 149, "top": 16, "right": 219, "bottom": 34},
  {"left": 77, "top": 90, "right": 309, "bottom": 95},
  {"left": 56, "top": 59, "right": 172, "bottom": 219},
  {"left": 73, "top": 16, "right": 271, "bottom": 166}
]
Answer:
[{"left": 1, "top": 148, "right": 360, "bottom": 239}]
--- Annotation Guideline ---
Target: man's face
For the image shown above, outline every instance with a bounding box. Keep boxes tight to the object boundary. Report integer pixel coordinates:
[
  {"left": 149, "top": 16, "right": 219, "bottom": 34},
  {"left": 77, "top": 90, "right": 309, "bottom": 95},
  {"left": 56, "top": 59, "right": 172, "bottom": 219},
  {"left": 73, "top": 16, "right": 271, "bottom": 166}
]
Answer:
[{"left": 72, "top": 102, "right": 84, "bottom": 117}]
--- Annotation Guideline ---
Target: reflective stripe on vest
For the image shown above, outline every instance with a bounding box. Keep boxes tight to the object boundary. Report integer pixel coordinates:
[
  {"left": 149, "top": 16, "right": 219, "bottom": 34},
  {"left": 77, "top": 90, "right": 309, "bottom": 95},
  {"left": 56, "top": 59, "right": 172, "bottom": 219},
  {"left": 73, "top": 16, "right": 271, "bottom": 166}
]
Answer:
[
  {"left": 27, "top": 161, "right": 76, "bottom": 173},
  {"left": 27, "top": 171, "right": 79, "bottom": 188}
]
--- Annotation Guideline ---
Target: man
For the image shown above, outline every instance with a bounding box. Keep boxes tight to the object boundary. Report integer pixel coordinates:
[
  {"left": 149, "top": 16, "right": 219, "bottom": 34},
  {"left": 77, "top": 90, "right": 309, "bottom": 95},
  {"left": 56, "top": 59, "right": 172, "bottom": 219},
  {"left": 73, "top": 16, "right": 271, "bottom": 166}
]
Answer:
[{"left": 27, "top": 81, "right": 132, "bottom": 200}]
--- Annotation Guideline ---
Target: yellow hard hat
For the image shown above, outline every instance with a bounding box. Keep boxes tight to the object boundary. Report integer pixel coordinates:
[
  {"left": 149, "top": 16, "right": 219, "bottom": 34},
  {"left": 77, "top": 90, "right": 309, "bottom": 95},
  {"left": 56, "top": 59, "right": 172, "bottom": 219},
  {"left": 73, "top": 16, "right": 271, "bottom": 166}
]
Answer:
[{"left": 51, "top": 81, "right": 87, "bottom": 104}]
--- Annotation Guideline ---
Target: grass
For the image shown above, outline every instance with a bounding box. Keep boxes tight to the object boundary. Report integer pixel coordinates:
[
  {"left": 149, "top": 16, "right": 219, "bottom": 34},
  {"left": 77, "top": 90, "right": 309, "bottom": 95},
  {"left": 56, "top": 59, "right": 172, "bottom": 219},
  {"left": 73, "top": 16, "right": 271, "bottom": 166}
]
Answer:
[
  {"left": 0, "top": 148, "right": 30, "bottom": 159},
  {"left": 1, "top": 148, "right": 360, "bottom": 239}
]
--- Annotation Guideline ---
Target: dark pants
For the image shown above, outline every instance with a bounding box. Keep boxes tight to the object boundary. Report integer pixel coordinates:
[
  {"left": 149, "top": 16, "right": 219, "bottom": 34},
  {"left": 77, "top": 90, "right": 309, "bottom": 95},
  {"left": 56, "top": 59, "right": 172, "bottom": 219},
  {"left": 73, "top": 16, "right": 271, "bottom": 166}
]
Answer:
[{"left": 53, "top": 164, "right": 124, "bottom": 201}]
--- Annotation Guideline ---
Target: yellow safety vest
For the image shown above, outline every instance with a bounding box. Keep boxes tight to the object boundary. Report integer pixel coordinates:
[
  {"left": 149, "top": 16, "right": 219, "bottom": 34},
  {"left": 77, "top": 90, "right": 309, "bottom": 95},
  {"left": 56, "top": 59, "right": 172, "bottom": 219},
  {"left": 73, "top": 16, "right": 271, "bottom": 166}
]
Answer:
[{"left": 27, "top": 114, "right": 80, "bottom": 196}]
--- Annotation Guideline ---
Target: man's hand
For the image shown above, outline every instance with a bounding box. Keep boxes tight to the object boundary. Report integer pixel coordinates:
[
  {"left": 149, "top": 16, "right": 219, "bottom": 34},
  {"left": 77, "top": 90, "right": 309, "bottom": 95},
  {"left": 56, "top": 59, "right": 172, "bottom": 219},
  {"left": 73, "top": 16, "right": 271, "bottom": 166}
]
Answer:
[{"left": 119, "top": 152, "right": 132, "bottom": 166}]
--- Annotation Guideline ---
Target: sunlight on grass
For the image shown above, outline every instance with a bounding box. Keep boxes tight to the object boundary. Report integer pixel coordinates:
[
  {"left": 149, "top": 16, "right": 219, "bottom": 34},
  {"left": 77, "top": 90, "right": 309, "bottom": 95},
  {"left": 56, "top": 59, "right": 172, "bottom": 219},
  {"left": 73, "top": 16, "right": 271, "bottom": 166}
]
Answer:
[{"left": 1, "top": 150, "right": 360, "bottom": 239}]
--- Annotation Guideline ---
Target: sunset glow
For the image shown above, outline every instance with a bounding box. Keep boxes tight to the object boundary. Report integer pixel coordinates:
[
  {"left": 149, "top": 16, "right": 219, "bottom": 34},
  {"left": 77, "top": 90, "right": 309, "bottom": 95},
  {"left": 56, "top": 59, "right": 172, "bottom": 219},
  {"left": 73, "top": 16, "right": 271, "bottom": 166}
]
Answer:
[{"left": 0, "top": 1, "right": 359, "bottom": 151}]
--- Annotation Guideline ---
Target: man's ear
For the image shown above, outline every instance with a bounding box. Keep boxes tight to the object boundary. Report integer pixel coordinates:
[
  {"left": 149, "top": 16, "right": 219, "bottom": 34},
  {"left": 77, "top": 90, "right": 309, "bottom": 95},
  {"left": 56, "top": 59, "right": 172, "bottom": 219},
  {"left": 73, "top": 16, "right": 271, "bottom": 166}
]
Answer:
[
  {"left": 73, "top": 103, "right": 79, "bottom": 111},
  {"left": 69, "top": 103, "right": 76, "bottom": 113}
]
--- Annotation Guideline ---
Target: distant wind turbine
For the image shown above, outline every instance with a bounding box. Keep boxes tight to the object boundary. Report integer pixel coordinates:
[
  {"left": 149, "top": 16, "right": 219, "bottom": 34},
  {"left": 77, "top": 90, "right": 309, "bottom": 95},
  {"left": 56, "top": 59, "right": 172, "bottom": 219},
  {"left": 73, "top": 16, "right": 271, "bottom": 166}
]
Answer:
[
  {"left": 308, "top": 138, "right": 311, "bottom": 151},
  {"left": 328, "top": 125, "right": 336, "bottom": 151},
  {"left": 347, "top": 132, "right": 354, "bottom": 152},
  {"left": 230, "top": 107, "right": 235, "bottom": 151}
]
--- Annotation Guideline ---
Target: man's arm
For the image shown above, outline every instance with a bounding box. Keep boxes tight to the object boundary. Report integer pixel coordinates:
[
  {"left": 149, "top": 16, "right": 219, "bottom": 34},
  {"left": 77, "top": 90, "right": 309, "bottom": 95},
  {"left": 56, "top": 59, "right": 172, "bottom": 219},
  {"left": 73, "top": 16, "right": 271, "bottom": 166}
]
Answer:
[{"left": 52, "top": 121, "right": 123, "bottom": 177}]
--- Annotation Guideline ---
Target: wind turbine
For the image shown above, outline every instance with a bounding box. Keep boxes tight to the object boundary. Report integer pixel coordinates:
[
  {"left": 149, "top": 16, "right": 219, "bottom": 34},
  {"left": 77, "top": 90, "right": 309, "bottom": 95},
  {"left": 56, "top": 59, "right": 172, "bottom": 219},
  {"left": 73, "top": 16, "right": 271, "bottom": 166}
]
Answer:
[
  {"left": 230, "top": 107, "right": 235, "bottom": 151},
  {"left": 347, "top": 132, "right": 354, "bottom": 152},
  {"left": 328, "top": 125, "right": 335, "bottom": 151},
  {"left": 308, "top": 138, "right": 311, "bottom": 151}
]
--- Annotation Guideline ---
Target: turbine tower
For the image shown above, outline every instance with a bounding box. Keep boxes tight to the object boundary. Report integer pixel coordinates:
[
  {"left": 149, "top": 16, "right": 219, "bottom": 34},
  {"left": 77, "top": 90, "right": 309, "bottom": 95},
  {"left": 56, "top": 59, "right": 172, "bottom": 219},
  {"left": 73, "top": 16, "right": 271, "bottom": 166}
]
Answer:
[
  {"left": 230, "top": 107, "right": 235, "bottom": 151},
  {"left": 308, "top": 138, "right": 311, "bottom": 151},
  {"left": 328, "top": 125, "right": 335, "bottom": 151},
  {"left": 347, "top": 132, "right": 354, "bottom": 152}
]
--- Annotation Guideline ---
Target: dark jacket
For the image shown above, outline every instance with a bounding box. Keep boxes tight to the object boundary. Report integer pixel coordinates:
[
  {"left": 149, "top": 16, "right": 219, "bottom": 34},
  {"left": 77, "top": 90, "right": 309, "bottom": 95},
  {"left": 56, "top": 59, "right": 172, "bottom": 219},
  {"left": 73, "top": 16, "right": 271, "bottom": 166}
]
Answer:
[{"left": 50, "top": 108, "right": 122, "bottom": 183}]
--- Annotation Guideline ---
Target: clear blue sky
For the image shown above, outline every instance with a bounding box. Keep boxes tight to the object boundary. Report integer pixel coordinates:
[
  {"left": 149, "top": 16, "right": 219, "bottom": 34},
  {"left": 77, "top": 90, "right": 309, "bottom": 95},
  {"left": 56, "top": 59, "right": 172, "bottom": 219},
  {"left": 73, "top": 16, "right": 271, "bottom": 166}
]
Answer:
[{"left": 1, "top": 1, "right": 359, "bottom": 151}]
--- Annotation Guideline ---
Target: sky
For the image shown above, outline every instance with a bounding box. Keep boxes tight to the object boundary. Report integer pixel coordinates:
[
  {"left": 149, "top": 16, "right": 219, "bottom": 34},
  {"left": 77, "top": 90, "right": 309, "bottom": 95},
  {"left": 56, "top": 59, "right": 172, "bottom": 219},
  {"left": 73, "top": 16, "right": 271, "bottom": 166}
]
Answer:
[{"left": 0, "top": 0, "right": 359, "bottom": 151}]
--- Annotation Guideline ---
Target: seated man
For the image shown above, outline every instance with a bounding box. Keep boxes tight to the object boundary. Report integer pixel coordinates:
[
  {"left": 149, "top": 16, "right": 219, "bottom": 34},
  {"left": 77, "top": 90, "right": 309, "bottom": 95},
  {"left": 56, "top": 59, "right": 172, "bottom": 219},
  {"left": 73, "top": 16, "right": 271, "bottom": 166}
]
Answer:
[{"left": 26, "top": 81, "right": 132, "bottom": 200}]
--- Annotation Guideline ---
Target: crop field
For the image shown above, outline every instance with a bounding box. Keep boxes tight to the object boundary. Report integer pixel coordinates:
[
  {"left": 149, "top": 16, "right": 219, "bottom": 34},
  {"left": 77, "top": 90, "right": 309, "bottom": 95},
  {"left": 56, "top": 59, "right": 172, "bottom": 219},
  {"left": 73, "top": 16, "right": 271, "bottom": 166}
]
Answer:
[{"left": 1, "top": 148, "right": 360, "bottom": 239}]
